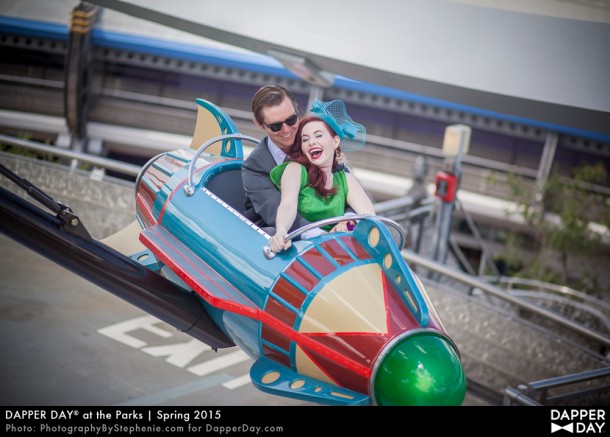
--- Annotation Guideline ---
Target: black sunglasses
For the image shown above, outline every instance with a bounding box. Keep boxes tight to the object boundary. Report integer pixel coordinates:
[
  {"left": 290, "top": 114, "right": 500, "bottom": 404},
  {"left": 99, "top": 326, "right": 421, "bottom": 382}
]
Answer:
[{"left": 264, "top": 112, "right": 298, "bottom": 132}]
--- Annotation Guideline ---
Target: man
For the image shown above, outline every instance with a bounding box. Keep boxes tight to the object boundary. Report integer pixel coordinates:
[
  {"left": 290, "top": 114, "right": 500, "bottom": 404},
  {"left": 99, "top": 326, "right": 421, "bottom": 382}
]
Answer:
[{"left": 242, "top": 85, "right": 311, "bottom": 233}]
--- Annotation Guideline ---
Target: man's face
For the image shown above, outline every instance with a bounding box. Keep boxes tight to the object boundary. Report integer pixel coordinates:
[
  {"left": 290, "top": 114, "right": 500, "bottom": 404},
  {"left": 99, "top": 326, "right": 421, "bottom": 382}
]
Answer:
[{"left": 257, "top": 97, "right": 298, "bottom": 153}]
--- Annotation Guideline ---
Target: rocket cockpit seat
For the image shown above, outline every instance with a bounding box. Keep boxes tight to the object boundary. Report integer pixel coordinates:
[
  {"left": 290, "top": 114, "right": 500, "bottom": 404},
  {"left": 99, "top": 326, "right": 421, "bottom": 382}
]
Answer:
[{"left": 205, "top": 166, "right": 246, "bottom": 215}]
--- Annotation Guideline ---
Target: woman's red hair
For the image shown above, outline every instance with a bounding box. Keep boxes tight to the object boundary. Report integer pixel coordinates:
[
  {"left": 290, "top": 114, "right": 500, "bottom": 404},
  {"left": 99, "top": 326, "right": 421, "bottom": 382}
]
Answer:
[{"left": 289, "top": 116, "right": 342, "bottom": 198}]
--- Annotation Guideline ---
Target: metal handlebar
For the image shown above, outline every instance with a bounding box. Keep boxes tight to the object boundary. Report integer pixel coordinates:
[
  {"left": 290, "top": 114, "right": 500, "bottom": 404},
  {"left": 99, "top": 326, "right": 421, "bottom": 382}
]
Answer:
[
  {"left": 263, "top": 214, "right": 406, "bottom": 259},
  {"left": 183, "top": 134, "right": 260, "bottom": 196}
]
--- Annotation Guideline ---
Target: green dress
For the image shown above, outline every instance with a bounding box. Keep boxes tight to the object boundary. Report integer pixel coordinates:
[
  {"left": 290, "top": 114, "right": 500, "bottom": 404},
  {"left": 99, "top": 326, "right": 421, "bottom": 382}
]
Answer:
[{"left": 270, "top": 163, "right": 348, "bottom": 231}]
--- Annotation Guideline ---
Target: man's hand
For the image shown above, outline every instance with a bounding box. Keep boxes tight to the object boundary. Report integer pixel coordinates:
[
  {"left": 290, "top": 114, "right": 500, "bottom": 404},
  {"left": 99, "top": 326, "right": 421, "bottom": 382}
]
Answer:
[{"left": 330, "top": 220, "right": 356, "bottom": 233}]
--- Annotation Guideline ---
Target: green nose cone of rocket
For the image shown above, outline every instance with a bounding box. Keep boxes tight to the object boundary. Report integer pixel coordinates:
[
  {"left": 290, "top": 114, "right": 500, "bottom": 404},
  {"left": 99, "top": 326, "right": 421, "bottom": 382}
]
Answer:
[{"left": 373, "top": 333, "right": 467, "bottom": 406}]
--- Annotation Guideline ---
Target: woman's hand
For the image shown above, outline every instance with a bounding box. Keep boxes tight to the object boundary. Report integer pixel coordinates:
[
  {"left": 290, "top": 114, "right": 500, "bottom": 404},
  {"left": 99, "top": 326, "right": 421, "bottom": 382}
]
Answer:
[{"left": 269, "top": 229, "right": 291, "bottom": 253}]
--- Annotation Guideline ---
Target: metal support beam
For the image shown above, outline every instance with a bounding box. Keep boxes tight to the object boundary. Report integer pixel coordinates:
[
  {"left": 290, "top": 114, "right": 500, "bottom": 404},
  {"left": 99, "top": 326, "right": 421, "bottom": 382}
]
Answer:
[
  {"left": 431, "top": 125, "right": 471, "bottom": 267},
  {"left": 534, "top": 131, "right": 559, "bottom": 204},
  {"left": 64, "top": 2, "right": 99, "bottom": 149},
  {"left": 307, "top": 85, "right": 326, "bottom": 114}
]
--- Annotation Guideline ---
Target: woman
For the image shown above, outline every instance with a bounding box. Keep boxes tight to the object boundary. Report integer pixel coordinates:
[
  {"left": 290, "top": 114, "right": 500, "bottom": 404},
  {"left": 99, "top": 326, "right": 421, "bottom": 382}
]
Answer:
[{"left": 268, "top": 99, "right": 375, "bottom": 253}]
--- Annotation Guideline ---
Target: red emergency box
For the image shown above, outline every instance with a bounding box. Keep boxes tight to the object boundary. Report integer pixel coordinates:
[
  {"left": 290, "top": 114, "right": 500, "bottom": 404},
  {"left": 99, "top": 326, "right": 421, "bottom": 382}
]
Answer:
[{"left": 434, "top": 171, "right": 458, "bottom": 202}]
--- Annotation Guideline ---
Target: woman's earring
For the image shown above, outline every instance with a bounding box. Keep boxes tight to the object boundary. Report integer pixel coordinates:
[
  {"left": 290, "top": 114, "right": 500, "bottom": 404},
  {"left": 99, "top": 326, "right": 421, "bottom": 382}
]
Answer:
[{"left": 336, "top": 150, "right": 346, "bottom": 165}]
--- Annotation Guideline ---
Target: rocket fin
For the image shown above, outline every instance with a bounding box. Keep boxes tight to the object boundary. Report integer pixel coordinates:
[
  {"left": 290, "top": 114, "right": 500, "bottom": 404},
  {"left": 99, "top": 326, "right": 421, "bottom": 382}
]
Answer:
[
  {"left": 189, "top": 98, "right": 244, "bottom": 158},
  {"left": 101, "top": 219, "right": 147, "bottom": 256},
  {"left": 249, "top": 356, "right": 370, "bottom": 406}
]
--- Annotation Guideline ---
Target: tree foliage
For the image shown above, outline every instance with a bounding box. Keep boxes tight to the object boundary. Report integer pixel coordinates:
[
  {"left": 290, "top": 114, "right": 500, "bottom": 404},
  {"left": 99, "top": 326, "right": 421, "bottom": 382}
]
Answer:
[{"left": 499, "top": 162, "right": 609, "bottom": 296}]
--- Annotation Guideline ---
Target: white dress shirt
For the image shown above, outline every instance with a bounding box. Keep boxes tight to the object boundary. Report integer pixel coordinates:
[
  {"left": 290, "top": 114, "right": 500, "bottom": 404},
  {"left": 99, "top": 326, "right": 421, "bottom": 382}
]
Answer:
[{"left": 267, "top": 138, "right": 288, "bottom": 166}]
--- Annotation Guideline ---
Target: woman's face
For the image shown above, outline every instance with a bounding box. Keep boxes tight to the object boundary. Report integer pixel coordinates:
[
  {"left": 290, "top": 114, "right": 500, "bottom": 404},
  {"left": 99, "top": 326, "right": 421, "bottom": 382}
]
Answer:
[{"left": 300, "top": 121, "right": 340, "bottom": 168}]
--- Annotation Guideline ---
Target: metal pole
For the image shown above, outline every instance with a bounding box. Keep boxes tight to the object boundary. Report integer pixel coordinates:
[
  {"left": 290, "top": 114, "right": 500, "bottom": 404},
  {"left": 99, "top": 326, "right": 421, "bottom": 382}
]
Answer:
[
  {"left": 431, "top": 125, "right": 469, "bottom": 266},
  {"left": 64, "top": 2, "right": 99, "bottom": 152},
  {"left": 431, "top": 191, "right": 455, "bottom": 264},
  {"left": 307, "top": 85, "right": 325, "bottom": 112}
]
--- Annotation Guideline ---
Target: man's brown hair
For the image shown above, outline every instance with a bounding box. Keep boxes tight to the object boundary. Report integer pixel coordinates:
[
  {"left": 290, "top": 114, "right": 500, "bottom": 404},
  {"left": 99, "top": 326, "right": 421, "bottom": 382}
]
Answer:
[{"left": 251, "top": 85, "right": 298, "bottom": 124}]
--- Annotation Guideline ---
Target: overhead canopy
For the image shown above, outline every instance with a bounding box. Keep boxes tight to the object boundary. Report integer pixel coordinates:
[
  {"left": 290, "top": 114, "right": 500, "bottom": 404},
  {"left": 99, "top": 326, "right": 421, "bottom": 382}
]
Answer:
[{"left": 77, "top": 0, "right": 610, "bottom": 140}]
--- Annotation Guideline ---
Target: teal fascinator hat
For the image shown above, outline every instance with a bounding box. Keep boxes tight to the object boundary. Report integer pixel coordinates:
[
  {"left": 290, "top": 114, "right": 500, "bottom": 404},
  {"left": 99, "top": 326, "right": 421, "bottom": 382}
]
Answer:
[{"left": 309, "top": 99, "right": 366, "bottom": 151}]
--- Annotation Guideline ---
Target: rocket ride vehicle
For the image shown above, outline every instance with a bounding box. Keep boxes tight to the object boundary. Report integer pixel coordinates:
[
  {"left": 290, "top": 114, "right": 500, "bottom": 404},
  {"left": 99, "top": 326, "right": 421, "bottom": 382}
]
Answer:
[{"left": 0, "top": 98, "right": 467, "bottom": 406}]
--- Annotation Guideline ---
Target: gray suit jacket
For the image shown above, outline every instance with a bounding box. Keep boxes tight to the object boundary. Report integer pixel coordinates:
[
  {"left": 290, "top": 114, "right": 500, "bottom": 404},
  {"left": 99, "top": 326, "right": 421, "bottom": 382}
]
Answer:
[{"left": 242, "top": 137, "right": 309, "bottom": 231}]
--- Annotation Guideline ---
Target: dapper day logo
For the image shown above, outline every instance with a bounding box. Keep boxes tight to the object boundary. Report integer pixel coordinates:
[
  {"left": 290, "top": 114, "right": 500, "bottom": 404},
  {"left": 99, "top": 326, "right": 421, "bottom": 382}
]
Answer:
[{"left": 551, "top": 409, "right": 606, "bottom": 434}]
